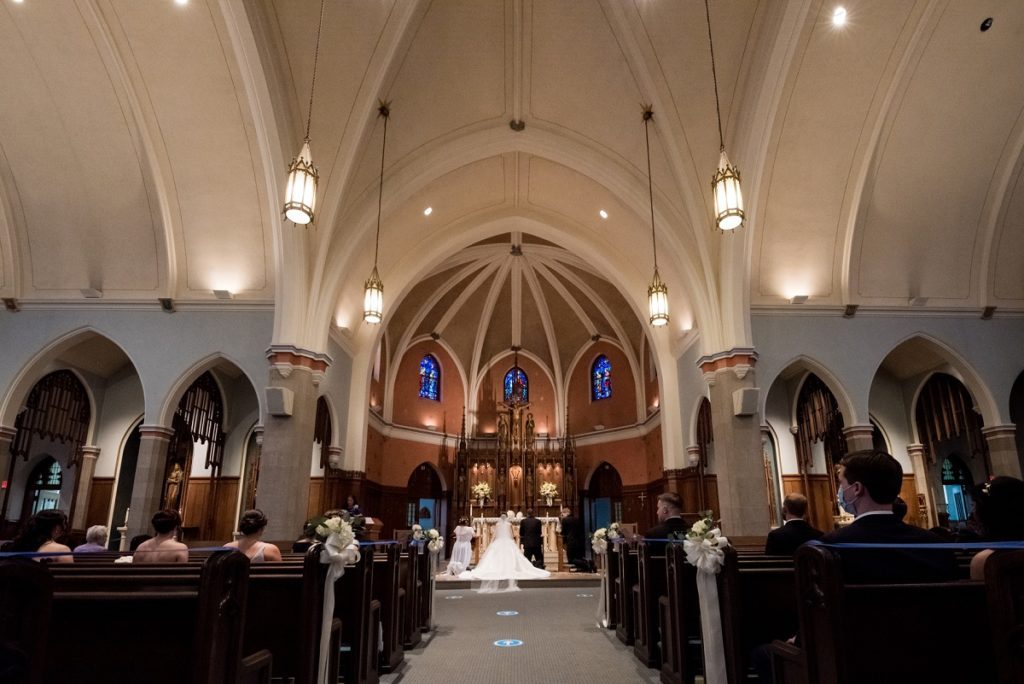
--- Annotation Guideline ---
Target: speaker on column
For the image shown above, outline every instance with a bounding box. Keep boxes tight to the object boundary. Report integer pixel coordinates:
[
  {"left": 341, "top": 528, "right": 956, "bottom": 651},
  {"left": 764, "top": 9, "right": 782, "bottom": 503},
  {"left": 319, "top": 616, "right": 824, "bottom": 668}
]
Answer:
[
  {"left": 732, "top": 387, "right": 759, "bottom": 416},
  {"left": 266, "top": 387, "right": 294, "bottom": 416}
]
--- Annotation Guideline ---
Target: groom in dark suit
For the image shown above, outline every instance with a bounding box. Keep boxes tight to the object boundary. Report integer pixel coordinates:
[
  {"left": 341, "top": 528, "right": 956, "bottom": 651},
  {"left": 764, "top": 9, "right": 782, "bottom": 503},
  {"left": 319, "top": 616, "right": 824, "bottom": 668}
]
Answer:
[{"left": 520, "top": 509, "right": 544, "bottom": 568}]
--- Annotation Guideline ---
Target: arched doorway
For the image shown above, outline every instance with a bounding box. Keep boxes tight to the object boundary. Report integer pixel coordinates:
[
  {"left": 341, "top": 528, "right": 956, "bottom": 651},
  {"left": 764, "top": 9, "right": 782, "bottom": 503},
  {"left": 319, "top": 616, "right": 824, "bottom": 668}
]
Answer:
[
  {"left": 109, "top": 421, "right": 142, "bottom": 550},
  {"left": 1010, "top": 370, "right": 1024, "bottom": 472},
  {"left": 939, "top": 455, "right": 974, "bottom": 530},
  {"left": 22, "top": 457, "right": 62, "bottom": 519},
  {"left": 407, "top": 463, "right": 445, "bottom": 535},
  {"left": 2, "top": 370, "right": 90, "bottom": 535},
  {"left": 793, "top": 374, "right": 847, "bottom": 531},
  {"left": 915, "top": 373, "right": 989, "bottom": 524},
  {"left": 585, "top": 462, "right": 622, "bottom": 535}
]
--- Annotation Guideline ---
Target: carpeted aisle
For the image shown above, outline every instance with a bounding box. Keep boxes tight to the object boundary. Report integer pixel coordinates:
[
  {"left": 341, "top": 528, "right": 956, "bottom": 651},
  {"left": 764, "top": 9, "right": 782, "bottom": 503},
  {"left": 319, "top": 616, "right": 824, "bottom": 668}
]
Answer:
[{"left": 380, "top": 586, "right": 661, "bottom": 684}]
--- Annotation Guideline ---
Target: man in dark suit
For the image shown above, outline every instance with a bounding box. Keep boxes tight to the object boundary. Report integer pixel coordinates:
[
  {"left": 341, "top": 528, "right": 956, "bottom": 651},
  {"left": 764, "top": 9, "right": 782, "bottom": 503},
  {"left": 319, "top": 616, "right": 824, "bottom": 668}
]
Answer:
[
  {"left": 643, "top": 492, "right": 688, "bottom": 552},
  {"left": 821, "top": 449, "right": 956, "bottom": 583},
  {"left": 519, "top": 509, "right": 544, "bottom": 568},
  {"left": 765, "top": 493, "right": 823, "bottom": 555},
  {"left": 559, "top": 507, "right": 590, "bottom": 572}
]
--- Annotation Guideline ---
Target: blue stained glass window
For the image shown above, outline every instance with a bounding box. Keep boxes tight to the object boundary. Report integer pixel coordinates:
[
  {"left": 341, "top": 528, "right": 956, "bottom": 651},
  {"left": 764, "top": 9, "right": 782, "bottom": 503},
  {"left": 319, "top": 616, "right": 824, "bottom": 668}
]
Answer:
[
  {"left": 504, "top": 367, "right": 528, "bottom": 402},
  {"left": 419, "top": 355, "right": 440, "bottom": 401},
  {"left": 592, "top": 355, "right": 612, "bottom": 400}
]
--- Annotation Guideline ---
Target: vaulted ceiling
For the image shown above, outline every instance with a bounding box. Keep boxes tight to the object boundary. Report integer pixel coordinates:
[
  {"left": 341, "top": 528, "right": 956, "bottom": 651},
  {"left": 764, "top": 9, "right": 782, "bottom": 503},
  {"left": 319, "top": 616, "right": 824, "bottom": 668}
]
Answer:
[{"left": 1, "top": 1, "right": 1022, "bottom": 357}]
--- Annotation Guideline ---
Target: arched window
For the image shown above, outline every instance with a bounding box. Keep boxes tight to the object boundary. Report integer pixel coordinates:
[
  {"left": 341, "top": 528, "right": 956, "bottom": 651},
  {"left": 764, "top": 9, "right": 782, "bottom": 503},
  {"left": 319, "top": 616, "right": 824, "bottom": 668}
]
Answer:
[
  {"left": 419, "top": 355, "right": 441, "bottom": 401},
  {"left": 504, "top": 367, "right": 528, "bottom": 402},
  {"left": 591, "top": 355, "right": 612, "bottom": 400}
]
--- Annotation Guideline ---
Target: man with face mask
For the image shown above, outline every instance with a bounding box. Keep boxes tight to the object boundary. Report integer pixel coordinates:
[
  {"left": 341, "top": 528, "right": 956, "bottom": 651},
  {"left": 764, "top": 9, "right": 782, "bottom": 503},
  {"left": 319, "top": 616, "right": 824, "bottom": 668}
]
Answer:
[{"left": 821, "top": 449, "right": 956, "bottom": 583}]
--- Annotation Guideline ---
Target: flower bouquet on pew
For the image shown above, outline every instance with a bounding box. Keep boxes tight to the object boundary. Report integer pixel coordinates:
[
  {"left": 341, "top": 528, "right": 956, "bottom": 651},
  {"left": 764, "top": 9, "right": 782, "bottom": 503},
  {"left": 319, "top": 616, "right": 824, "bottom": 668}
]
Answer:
[
  {"left": 674, "top": 510, "right": 729, "bottom": 574},
  {"left": 592, "top": 521, "right": 624, "bottom": 554},
  {"left": 412, "top": 524, "right": 425, "bottom": 541},
  {"left": 425, "top": 528, "right": 444, "bottom": 553}
]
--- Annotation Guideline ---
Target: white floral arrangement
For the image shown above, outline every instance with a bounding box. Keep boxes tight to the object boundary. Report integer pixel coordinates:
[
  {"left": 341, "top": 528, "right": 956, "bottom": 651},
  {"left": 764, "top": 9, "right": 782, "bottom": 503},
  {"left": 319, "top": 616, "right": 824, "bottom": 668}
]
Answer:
[
  {"left": 411, "top": 523, "right": 424, "bottom": 541},
  {"left": 681, "top": 510, "right": 729, "bottom": 574},
  {"left": 316, "top": 515, "right": 356, "bottom": 551},
  {"left": 425, "top": 528, "right": 444, "bottom": 553},
  {"left": 506, "top": 510, "right": 517, "bottom": 521},
  {"left": 607, "top": 521, "right": 623, "bottom": 540},
  {"left": 515, "top": 511, "right": 524, "bottom": 521},
  {"left": 592, "top": 527, "right": 609, "bottom": 554},
  {"left": 471, "top": 482, "right": 491, "bottom": 499},
  {"left": 540, "top": 481, "right": 558, "bottom": 498}
]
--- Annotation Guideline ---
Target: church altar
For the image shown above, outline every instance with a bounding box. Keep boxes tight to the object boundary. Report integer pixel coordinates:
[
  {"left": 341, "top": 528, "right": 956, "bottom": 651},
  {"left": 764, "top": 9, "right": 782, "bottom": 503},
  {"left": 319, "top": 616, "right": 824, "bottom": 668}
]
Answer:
[{"left": 471, "top": 516, "right": 562, "bottom": 567}]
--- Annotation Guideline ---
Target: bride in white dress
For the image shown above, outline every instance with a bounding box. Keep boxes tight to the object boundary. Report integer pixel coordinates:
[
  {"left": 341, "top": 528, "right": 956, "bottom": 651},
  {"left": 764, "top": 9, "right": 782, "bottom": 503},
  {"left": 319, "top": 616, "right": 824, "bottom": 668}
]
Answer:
[{"left": 459, "top": 514, "right": 549, "bottom": 592}]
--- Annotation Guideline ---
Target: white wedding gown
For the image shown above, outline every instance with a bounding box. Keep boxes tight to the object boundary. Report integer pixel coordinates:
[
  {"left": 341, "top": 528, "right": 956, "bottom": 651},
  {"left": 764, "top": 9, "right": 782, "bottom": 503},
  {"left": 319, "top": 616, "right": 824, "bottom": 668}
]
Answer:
[{"left": 459, "top": 516, "right": 550, "bottom": 592}]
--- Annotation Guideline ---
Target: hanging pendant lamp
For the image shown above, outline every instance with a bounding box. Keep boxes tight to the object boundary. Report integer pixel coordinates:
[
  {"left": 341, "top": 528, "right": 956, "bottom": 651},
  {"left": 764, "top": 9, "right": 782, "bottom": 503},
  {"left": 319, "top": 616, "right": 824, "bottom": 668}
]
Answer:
[
  {"left": 363, "top": 102, "right": 391, "bottom": 324},
  {"left": 642, "top": 107, "right": 669, "bottom": 327},
  {"left": 706, "top": 0, "right": 744, "bottom": 232},
  {"left": 283, "top": 0, "right": 326, "bottom": 226}
]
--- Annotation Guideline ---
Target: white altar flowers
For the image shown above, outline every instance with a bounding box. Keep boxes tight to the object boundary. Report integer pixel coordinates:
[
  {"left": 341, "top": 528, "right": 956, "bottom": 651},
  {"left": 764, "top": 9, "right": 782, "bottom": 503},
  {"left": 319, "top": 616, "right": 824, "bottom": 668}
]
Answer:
[
  {"left": 472, "top": 482, "right": 491, "bottom": 501},
  {"left": 539, "top": 481, "right": 558, "bottom": 498}
]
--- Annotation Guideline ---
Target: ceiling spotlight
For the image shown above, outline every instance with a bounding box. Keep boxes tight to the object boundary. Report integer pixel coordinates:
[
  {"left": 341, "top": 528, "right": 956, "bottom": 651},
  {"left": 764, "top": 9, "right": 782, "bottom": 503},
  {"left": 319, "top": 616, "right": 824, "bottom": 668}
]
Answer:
[
  {"left": 599, "top": 210, "right": 608, "bottom": 219},
  {"left": 909, "top": 296, "right": 928, "bottom": 307},
  {"left": 80, "top": 288, "right": 103, "bottom": 299},
  {"left": 832, "top": 6, "right": 847, "bottom": 27},
  {"left": 212, "top": 289, "right": 233, "bottom": 300},
  {"left": 843, "top": 304, "right": 858, "bottom": 318},
  {"left": 423, "top": 207, "right": 433, "bottom": 216},
  {"left": 789, "top": 294, "right": 808, "bottom": 304},
  {"left": 175, "top": 0, "right": 188, "bottom": 6},
  {"left": 159, "top": 298, "right": 176, "bottom": 313},
  {"left": 981, "top": 306, "right": 996, "bottom": 320}
]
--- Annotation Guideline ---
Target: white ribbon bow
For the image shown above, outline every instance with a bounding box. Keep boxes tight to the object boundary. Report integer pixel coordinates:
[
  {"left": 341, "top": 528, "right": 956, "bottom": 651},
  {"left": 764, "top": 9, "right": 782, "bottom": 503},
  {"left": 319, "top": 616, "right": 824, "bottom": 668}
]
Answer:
[{"left": 317, "top": 535, "right": 361, "bottom": 684}]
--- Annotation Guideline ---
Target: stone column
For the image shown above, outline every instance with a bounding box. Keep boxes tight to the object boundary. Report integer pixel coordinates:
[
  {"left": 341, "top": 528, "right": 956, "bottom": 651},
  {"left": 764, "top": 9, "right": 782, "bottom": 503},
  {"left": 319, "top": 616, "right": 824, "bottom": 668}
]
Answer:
[
  {"left": 698, "top": 349, "right": 769, "bottom": 536},
  {"left": 842, "top": 425, "right": 876, "bottom": 453},
  {"left": 906, "top": 443, "right": 936, "bottom": 528},
  {"left": 259, "top": 347, "right": 331, "bottom": 539},
  {"left": 981, "top": 425, "right": 1022, "bottom": 478},
  {"left": 0, "top": 425, "right": 16, "bottom": 517},
  {"left": 127, "top": 425, "right": 175, "bottom": 540},
  {"left": 71, "top": 445, "right": 101, "bottom": 529}
]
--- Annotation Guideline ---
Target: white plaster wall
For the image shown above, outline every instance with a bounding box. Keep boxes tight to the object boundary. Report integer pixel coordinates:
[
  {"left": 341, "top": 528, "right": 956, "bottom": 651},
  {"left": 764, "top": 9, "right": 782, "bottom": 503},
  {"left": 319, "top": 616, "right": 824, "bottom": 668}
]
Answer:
[
  {"left": 311, "top": 442, "right": 325, "bottom": 477},
  {"left": 674, "top": 340, "right": 706, "bottom": 455},
  {"left": 764, "top": 380, "right": 798, "bottom": 474},
  {"left": 867, "top": 370, "right": 914, "bottom": 471},
  {"left": 91, "top": 369, "right": 145, "bottom": 478}
]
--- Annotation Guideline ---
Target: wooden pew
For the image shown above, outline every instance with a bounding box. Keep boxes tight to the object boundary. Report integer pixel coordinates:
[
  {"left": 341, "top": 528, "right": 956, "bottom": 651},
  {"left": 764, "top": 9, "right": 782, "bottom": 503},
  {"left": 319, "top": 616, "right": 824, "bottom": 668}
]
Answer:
[
  {"left": 603, "top": 546, "right": 619, "bottom": 630},
  {"left": 417, "top": 544, "right": 435, "bottom": 632},
  {"left": 371, "top": 542, "right": 405, "bottom": 673},
  {"left": 772, "top": 543, "right": 994, "bottom": 683},
  {"left": 245, "top": 544, "right": 339, "bottom": 684},
  {"left": 399, "top": 544, "right": 422, "bottom": 649},
  {"left": 44, "top": 550, "right": 270, "bottom": 683},
  {"left": 335, "top": 545, "right": 380, "bottom": 684},
  {"left": 984, "top": 549, "right": 1024, "bottom": 684},
  {"left": 0, "top": 558, "right": 53, "bottom": 684},
  {"left": 633, "top": 541, "right": 667, "bottom": 667},
  {"left": 716, "top": 547, "right": 796, "bottom": 683},
  {"left": 660, "top": 543, "right": 698, "bottom": 684},
  {"left": 614, "top": 540, "right": 639, "bottom": 646}
]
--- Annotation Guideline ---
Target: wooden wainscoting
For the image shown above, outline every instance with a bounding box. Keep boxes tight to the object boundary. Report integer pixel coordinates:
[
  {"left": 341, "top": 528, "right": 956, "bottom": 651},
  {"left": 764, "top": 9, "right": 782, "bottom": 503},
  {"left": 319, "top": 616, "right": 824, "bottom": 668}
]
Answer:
[
  {"left": 86, "top": 477, "right": 114, "bottom": 528},
  {"left": 783, "top": 473, "right": 924, "bottom": 532},
  {"left": 308, "top": 477, "right": 324, "bottom": 520},
  {"left": 182, "top": 477, "right": 239, "bottom": 541}
]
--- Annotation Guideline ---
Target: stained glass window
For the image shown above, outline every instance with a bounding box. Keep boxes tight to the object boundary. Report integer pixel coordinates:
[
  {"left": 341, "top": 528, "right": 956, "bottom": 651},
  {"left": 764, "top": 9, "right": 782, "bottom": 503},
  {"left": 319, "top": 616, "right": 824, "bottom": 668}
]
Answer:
[
  {"left": 504, "top": 367, "right": 528, "bottom": 402},
  {"left": 419, "top": 355, "right": 440, "bottom": 401},
  {"left": 592, "top": 355, "right": 612, "bottom": 400}
]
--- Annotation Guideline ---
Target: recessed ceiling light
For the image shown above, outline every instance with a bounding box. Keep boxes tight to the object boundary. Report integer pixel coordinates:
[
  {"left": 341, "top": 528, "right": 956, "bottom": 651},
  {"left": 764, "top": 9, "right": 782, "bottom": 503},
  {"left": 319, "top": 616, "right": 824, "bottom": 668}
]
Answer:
[
  {"left": 832, "top": 7, "right": 847, "bottom": 27},
  {"left": 599, "top": 209, "right": 608, "bottom": 219},
  {"left": 423, "top": 207, "right": 433, "bottom": 216},
  {"left": 175, "top": 0, "right": 188, "bottom": 6},
  {"left": 212, "top": 289, "right": 233, "bottom": 300}
]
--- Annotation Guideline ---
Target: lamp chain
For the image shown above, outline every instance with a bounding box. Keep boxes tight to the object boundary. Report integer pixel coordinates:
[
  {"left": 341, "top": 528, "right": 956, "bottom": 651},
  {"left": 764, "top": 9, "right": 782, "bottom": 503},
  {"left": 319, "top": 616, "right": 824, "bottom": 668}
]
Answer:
[
  {"left": 304, "top": 0, "right": 327, "bottom": 141},
  {"left": 704, "top": 0, "right": 724, "bottom": 152},
  {"left": 643, "top": 108, "right": 658, "bottom": 271},
  {"left": 373, "top": 104, "right": 390, "bottom": 269}
]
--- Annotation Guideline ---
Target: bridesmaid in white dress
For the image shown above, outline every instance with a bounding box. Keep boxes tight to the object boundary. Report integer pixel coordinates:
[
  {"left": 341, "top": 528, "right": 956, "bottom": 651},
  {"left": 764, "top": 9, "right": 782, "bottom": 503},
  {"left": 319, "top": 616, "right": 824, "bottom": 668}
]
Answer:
[
  {"left": 447, "top": 517, "right": 475, "bottom": 575},
  {"left": 459, "top": 514, "right": 550, "bottom": 592}
]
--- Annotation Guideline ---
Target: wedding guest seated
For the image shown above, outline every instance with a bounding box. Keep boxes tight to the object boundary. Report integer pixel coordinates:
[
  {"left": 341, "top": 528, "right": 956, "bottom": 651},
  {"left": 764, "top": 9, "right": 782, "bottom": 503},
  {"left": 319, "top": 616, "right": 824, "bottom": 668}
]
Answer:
[
  {"left": 643, "top": 492, "right": 687, "bottom": 554},
  {"left": 820, "top": 449, "right": 956, "bottom": 583},
  {"left": 2, "top": 509, "right": 72, "bottom": 563},
  {"left": 765, "top": 493, "right": 823, "bottom": 555},
  {"left": 447, "top": 517, "right": 475, "bottom": 575},
  {"left": 134, "top": 509, "right": 188, "bottom": 563},
  {"left": 292, "top": 519, "right": 318, "bottom": 553},
  {"left": 225, "top": 509, "right": 282, "bottom": 562},
  {"left": 73, "top": 524, "right": 109, "bottom": 554},
  {"left": 969, "top": 476, "right": 1024, "bottom": 579}
]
